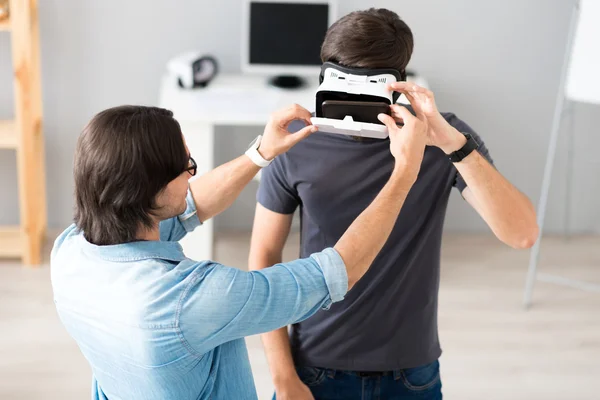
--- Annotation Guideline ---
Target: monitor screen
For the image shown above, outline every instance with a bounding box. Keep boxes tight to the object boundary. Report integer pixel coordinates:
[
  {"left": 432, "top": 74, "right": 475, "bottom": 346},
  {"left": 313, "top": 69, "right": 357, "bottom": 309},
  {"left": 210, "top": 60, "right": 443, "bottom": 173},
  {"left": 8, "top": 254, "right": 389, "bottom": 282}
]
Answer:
[{"left": 249, "top": 2, "right": 329, "bottom": 66}]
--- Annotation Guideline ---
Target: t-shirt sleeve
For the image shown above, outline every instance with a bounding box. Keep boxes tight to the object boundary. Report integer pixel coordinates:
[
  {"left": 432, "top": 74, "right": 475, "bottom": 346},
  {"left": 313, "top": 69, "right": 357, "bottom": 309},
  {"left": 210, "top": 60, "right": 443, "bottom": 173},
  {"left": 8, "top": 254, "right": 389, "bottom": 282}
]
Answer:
[
  {"left": 444, "top": 113, "right": 494, "bottom": 194},
  {"left": 257, "top": 154, "right": 300, "bottom": 214}
]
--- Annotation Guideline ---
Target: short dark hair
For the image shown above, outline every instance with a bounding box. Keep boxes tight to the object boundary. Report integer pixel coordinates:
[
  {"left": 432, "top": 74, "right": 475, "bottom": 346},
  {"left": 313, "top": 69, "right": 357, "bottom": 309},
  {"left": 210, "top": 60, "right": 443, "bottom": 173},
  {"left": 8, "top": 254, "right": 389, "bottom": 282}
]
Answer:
[
  {"left": 74, "top": 105, "right": 188, "bottom": 246},
  {"left": 320, "top": 8, "right": 414, "bottom": 77}
]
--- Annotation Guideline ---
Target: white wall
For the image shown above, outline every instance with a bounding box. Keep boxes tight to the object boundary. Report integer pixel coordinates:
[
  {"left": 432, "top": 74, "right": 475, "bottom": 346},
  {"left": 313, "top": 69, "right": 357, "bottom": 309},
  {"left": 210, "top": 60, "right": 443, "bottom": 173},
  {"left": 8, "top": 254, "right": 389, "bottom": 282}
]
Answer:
[{"left": 1, "top": 0, "right": 597, "bottom": 234}]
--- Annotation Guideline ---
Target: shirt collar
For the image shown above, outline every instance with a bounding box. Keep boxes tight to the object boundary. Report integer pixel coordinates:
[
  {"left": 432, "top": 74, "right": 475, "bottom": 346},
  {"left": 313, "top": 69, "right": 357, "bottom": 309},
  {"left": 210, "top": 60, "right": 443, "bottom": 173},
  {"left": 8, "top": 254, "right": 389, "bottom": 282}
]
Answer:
[{"left": 77, "top": 233, "right": 187, "bottom": 263}]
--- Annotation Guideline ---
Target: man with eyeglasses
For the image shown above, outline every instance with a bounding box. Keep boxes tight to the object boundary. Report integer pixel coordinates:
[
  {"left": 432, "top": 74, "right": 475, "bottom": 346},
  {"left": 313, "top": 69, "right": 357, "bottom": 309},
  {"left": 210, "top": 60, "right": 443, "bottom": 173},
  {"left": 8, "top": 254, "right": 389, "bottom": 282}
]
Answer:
[{"left": 51, "top": 103, "right": 430, "bottom": 400}]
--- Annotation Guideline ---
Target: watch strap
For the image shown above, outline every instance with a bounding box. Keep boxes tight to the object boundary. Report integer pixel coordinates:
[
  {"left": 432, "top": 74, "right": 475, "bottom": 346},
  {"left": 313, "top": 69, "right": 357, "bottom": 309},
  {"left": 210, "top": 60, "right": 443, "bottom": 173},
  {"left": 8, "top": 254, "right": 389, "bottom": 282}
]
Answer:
[
  {"left": 449, "top": 133, "right": 478, "bottom": 163},
  {"left": 245, "top": 135, "right": 272, "bottom": 168}
]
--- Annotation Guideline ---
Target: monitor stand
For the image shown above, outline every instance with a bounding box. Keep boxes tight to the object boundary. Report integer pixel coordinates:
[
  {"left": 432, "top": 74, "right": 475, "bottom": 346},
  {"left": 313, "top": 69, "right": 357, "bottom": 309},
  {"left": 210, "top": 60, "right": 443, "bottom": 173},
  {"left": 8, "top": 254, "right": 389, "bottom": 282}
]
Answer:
[{"left": 268, "top": 75, "right": 305, "bottom": 89}]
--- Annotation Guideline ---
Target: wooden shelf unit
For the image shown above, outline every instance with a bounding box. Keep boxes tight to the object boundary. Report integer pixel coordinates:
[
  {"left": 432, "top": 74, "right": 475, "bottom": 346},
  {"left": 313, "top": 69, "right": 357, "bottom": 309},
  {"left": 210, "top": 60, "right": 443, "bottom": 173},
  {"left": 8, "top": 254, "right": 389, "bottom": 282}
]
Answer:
[
  {"left": 0, "top": 119, "right": 18, "bottom": 148},
  {"left": 0, "top": 0, "right": 47, "bottom": 265},
  {"left": 0, "top": 226, "right": 22, "bottom": 258}
]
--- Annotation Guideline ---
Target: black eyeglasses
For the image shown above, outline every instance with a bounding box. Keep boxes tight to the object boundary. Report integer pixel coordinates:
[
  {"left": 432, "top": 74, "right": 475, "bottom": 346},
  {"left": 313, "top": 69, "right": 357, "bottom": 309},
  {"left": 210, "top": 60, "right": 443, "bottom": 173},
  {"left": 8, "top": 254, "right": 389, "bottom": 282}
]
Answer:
[{"left": 185, "top": 157, "right": 197, "bottom": 176}]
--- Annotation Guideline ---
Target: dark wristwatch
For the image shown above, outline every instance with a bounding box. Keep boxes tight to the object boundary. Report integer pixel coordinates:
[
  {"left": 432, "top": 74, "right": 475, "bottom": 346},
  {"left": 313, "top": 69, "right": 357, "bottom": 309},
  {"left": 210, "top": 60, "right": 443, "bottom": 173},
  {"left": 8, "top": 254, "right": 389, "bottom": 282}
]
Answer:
[{"left": 449, "top": 133, "right": 479, "bottom": 163}]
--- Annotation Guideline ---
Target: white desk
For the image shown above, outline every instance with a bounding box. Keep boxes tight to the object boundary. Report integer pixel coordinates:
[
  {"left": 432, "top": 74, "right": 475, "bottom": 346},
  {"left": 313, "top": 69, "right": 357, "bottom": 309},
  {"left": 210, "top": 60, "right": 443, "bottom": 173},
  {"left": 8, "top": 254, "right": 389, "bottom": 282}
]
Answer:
[{"left": 158, "top": 72, "right": 429, "bottom": 262}]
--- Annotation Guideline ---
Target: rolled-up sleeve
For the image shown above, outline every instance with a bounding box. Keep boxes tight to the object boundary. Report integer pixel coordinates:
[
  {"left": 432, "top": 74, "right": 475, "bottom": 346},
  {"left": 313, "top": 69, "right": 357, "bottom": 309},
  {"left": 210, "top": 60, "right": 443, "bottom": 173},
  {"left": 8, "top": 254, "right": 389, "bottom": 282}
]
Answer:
[
  {"left": 159, "top": 189, "right": 201, "bottom": 242},
  {"left": 178, "top": 248, "right": 348, "bottom": 354},
  {"left": 310, "top": 248, "right": 348, "bottom": 309}
]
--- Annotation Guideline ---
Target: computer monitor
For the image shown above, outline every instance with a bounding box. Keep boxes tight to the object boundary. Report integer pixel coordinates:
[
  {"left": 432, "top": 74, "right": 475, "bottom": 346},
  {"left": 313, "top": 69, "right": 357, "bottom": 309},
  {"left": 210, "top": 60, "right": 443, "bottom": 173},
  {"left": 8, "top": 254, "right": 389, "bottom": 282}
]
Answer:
[{"left": 241, "top": 0, "right": 337, "bottom": 88}]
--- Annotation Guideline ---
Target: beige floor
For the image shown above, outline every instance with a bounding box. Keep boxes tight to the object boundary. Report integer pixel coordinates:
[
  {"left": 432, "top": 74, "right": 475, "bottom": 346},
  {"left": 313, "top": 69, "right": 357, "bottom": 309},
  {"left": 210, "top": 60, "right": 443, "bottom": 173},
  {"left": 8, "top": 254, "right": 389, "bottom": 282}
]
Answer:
[{"left": 0, "top": 232, "right": 599, "bottom": 400}]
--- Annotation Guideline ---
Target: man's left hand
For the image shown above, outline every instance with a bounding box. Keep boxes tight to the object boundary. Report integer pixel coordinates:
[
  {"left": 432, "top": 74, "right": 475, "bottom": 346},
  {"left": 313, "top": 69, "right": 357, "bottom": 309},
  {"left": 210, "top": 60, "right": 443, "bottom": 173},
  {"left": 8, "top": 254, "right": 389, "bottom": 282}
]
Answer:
[
  {"left": 259, "top": 104, "right": 317, "bottom": 160},
  {"left": 387, "top": 82, "right": 467, "bottom": 155}
]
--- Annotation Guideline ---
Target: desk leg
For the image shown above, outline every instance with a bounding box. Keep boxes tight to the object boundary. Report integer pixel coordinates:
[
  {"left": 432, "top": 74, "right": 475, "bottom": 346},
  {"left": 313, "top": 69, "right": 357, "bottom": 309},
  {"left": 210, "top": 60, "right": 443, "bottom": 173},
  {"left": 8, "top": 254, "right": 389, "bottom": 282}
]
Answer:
[{"left": 179, "top": 121, "right": 215, "bottom": 262}]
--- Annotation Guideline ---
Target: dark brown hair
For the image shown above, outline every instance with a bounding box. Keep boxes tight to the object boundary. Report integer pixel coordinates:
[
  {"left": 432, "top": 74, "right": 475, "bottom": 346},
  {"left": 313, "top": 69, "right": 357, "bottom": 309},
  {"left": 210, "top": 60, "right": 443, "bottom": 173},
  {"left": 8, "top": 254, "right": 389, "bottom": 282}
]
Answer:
[
  {"left": 74, "top": 105, "right": 188, "bottom": 245},
  {"left": 321, "top": 8, "right": 414, "bottom": 77}
]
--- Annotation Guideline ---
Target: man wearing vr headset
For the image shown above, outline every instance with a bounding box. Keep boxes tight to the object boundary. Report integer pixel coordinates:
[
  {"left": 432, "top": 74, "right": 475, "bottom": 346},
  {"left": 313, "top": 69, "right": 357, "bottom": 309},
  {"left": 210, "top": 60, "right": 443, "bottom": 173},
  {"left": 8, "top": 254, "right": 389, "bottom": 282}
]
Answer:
[{"left": 250, "top": 8, "right": 538, "bottom": 400}]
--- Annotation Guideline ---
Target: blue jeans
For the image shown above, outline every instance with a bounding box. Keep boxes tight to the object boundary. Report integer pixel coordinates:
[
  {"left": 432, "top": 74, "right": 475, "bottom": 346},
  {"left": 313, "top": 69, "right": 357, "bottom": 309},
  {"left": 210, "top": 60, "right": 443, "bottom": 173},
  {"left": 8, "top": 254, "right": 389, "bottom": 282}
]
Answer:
[{"left": 275, "top": 360, "right": 442, "bottom": 400}]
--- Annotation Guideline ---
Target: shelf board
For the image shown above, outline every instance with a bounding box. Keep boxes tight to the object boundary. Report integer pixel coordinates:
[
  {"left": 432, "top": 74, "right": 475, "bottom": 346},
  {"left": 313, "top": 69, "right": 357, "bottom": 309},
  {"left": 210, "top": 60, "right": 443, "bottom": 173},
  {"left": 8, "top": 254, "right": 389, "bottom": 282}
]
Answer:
[
  {"left": 0, "top": 18, "right": 9, "bottom": 32},
  {"left": 0, "top": 226, "right": 22, "bottom": 259},
  {"left": 0, "top": 120, "right": 18, "bottom": 149}
]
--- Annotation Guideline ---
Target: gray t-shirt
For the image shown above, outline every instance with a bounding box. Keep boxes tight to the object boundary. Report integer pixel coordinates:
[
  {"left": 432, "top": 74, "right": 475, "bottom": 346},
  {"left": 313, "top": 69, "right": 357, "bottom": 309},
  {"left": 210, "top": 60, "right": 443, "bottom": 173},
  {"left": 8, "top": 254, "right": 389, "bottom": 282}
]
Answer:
[{"left": 257, "top": 105, "right": 493, "bottom": 371}]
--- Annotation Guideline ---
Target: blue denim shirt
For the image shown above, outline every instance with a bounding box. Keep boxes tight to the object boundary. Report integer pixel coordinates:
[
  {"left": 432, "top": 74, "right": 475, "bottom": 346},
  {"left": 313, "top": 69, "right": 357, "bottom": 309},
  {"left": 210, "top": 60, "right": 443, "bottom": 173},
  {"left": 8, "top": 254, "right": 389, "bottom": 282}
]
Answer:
[{"left": 51, "top": 190, "right": 348, "bottom": 400}]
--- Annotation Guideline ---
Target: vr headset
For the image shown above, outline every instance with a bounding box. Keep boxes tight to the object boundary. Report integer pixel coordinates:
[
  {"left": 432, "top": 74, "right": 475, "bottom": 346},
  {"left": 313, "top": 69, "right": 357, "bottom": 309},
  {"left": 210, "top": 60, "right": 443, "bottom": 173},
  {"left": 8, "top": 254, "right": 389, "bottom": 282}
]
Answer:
[{"left": 310, "top": 62, "right": 405, "bottom": 139}]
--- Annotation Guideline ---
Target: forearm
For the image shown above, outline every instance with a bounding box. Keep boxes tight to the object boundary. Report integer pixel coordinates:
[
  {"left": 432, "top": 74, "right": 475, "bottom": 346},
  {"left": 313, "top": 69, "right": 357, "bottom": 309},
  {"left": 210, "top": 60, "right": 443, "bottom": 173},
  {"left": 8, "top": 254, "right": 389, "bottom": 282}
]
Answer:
[
  {"left": 456, "top": 151, "right": 538, "bottom": 248},
  {"left": 334, "top": 167, "right": 413, "bottom": 289},
  {"left": 189, "top": 155, "right": 260, "bottom": 222}
]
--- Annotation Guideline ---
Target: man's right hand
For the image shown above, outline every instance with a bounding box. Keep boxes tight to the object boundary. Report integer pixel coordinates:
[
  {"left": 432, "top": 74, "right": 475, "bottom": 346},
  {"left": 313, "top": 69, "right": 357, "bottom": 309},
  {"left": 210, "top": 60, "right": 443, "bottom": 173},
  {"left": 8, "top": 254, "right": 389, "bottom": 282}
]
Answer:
[
  {"left": 378, "top": 105, "right": 428, "bottom": 186},
  {"left": 275, "top": 377, "right": 315, "bottom": 400}
]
